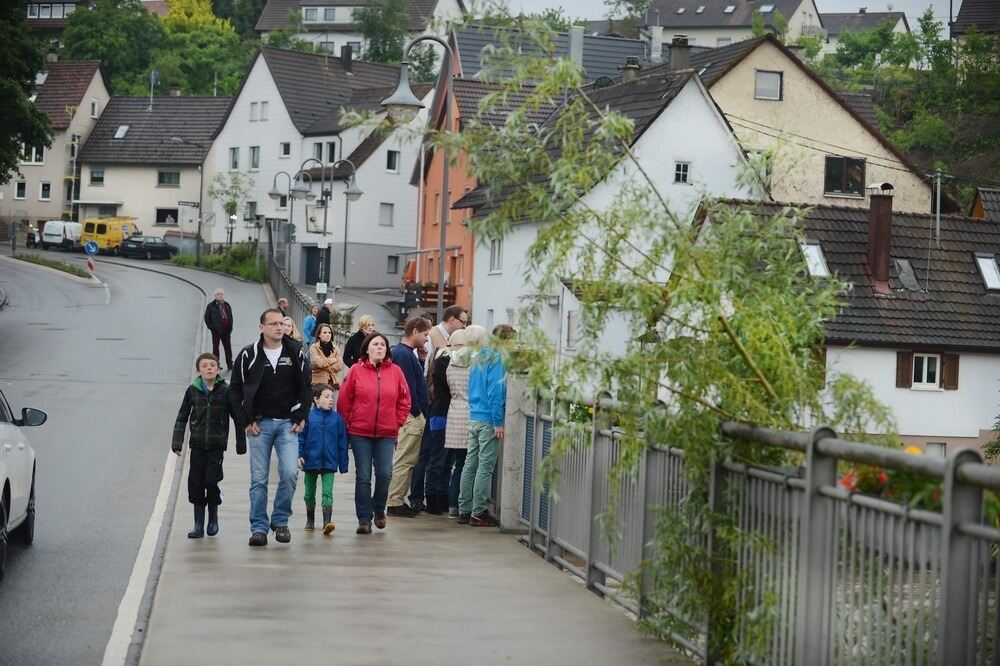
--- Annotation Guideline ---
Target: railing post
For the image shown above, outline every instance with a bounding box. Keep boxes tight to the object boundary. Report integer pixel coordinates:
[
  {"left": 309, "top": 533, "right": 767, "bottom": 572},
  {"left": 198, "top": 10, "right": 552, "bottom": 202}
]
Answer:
[
  {"left": 497, "top": 374, "right": 530, "bottom": 532},
  {"left": 637, "top": 447, "right": 653, "bottom": 618},
  {"left": 704, "top": 456, "right": 729, "bottom": 664},
  {"left": 584, "top": 392, "right": 611, "bottom": 591},
  {"left": 938, "top": 448, "right": 984, "bottom": 665},
  {"left": 794, "top": 425, "right": 838, "bottom": 666}
]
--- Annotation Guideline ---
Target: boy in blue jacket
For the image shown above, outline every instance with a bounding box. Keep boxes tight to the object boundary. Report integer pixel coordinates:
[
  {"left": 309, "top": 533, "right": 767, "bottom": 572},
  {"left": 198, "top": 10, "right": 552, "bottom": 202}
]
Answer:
[
  {"left": 297, "top": 384, "right": 349, "bottom": 534},
  {"left": 458, "top": 324, "right": 516, "bottom": 527}
]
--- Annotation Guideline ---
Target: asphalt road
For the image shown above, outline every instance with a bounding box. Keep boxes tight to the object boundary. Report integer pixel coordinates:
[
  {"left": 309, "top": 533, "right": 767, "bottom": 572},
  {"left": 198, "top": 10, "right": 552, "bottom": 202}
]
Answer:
[{"left": 0, "top": 252, "right": 204, "bottom": 665}]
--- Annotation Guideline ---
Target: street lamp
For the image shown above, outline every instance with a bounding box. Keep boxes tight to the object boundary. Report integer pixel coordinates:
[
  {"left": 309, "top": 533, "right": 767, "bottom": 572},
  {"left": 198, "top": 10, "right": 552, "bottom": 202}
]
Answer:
[
  {"left": 383, "top": 34, "right": 455, "bottom": 322},
  {"left": 270, "top": 170, "right": 314, "bottom": 275}
]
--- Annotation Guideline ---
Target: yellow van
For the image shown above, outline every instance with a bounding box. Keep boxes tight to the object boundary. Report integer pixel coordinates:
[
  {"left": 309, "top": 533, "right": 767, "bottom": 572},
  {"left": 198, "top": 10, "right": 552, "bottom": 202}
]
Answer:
[{"left": 81, "top": 217, "right": 140, "bottom": 254}]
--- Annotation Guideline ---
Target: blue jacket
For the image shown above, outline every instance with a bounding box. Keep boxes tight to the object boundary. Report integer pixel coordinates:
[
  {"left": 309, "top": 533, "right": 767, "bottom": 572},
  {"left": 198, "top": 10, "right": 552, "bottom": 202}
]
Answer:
[
  {"left": 298, "top": 406, "right": 349, "bottom": 473},
  {"left": 467, "top": 348, "right": 506, "bottom": 427},
  {"left": 391, "top": 342, "right": 430, "bottom": 418}
]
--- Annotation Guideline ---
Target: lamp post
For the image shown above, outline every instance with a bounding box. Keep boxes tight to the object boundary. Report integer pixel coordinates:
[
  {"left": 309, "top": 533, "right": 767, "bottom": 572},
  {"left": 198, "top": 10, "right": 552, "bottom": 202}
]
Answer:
[
  {"left": 269, "top": 170, "right": 314, "bottom": 275},
  {"left": 382, "top": 34, "right": 454, "bottom": 322}
]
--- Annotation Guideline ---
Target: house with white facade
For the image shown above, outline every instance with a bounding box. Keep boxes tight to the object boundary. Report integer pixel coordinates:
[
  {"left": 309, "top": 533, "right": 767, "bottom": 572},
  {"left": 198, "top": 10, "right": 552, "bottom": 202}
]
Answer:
[
  {"left": 645, "top": 0, "right": 826, "bottom": 47},
  {"left": 76, "top": 96, "right": 230, "bottom": 238},
  {"left": 0, "top": 59, "right": 109, "bottom": 230},
  {"left": 210, "top": 46, "right": 432, "bottom": 288},
  {"left": 255, "top": 0, "right": 464, "bottom": 54},
  {"left": 745, "top": 189, "right": 1000, "bottom": 458},
  {"left": 455, "top": 70, "right": 758, "bottom": 355}
]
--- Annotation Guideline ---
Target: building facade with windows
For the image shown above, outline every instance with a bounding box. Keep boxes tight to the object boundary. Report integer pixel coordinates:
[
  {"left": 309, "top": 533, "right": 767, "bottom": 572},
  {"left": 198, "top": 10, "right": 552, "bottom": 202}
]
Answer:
[
  {"left": 645, "top": 0, "right": 826, "bottom": 47},
  {"left": 819, "top": 10, "right": 909, "bottom": 55},
  {"left": 76, "top": 96, "right": 231, "bottom": 239},
  {"left": 0, "top": 60, "right": 109, "bottom": 230}
]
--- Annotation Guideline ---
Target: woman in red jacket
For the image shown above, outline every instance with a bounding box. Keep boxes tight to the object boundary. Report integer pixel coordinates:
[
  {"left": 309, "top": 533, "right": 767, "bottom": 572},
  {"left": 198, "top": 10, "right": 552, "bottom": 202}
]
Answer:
[{"left": 337, "top": 332, "right": 411, "bottom": 534}]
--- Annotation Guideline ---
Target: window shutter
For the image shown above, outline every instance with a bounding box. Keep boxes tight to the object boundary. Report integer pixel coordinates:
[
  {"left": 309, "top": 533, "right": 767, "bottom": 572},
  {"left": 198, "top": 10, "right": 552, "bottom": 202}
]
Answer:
[
  {"left": 896, "top": 351, "right": 913, "bottom": 388},
  {"left": 942, "top": 353, "right": 959, "bottom": 390}
]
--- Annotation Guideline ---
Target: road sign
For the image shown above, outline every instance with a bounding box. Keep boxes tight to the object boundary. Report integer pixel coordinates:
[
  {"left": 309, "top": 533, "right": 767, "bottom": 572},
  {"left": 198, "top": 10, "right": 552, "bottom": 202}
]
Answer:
[
  {"left": 316, "top": 282, "right": 327, "bottom": 296},
  {"left": 177, "top": 201, "right": 200, "bottom": 208},
  {"left": 84, "top": 241, "right": 99, "bottom": 255}
]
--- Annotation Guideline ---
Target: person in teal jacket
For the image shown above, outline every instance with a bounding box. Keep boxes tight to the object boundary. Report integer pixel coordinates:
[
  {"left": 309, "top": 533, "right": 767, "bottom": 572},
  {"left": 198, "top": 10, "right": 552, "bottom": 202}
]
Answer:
[
  {"left": 298, "top": 384, "right": 349, "bottom": 534},
  {"left": 457, "top": 324, "right": 516, "bottom": 527}
]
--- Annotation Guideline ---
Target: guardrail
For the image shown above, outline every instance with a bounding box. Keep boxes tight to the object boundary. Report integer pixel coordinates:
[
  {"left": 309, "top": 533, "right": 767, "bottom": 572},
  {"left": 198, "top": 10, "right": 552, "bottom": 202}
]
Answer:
[{"left": 514, "top": 393, "right": 1000, "bottom": 664}]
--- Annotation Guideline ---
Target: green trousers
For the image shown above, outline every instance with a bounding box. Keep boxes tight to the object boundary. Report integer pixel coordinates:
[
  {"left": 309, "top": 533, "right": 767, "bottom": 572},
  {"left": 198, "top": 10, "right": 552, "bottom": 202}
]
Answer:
[
  {"left": 458, "top": 420, "right": 500, "bottom": 516},
  {"left": 303, "top": 471, "right": 335, "bottom": 507}
]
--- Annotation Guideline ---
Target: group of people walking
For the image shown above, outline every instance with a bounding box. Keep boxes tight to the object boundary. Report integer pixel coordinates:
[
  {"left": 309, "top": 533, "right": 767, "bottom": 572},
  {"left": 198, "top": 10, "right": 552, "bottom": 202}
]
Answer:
[{"left": 173, "top": 291, "right": 514, "bottom": 546}]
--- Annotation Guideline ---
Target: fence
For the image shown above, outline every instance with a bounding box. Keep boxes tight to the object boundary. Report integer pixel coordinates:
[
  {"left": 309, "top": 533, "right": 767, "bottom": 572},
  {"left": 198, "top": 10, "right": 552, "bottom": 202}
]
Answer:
[{"left": 514, "top": 394, "right": 1000, "bottom": 665}]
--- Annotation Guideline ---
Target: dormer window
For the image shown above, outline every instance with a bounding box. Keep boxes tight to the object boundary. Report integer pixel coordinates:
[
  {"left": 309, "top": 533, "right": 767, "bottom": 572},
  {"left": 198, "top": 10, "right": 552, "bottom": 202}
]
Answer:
[
  {"left": 676, "top": 7, "right": 685, "bottom": 13},
  {"left": 800, "top": 240, "right": 830, "bottom": 277},
  {"left": 696, "top": 5, "right": 705, "bottom": 12},
  {"left": 36, "top": 71, "right": 48, "bottom": 85},
  {"left": 975, "top": 253, "right": 1000, "bottom": 290},
  {"left": 724, "top": 5, "right": 736, "bottom": 13},
  {"left": 114, "top": 125, "right": 129, "bottom": 139},
  {"left": 761, "top": 4, "right": 775, "bottom": 12}
]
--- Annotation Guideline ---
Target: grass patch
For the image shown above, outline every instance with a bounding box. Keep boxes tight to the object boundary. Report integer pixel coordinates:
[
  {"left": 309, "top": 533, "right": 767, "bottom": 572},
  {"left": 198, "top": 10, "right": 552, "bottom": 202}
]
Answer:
[
  {"left": 12, "top": 253, "right": 91, "bottom": 279},
  {"left": 170, "top": 243, "right": 266, "bottom": 282}
]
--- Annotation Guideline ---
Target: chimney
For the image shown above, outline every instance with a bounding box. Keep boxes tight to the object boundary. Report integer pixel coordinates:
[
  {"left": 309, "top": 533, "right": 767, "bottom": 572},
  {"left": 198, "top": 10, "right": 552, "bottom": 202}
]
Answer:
[
  {"left": 859, "top": 7, "right": 867, "bottom": 14},
  {"left": 649, "top": 25, "right": 664, "bottom": 63},
  {"left": 670, "top": 36, "right": 690, "bottom": 71},
  {"left": 568, "top": 25, "right": 584, "bottom": 69},
  {"left": 46, "top": 51, "right": 58, "bottom": 63},
  {"left": 866, "top": 182, "right": 894, "bottom": 293},
  {"left": 169, "top": 85, "right": 181, "bottom": 96},
  {"left": 340, "top": 45, "right": 353, "bottom": 73},
  {"left": 622, "top": 56, "right": 641, "bottom": 82}
]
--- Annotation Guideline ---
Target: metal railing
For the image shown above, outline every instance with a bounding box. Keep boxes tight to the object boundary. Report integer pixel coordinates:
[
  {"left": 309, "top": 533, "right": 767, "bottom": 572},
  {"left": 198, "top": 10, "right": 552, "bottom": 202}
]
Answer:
[{"left": 515, "top": 395, "right": 1000, "bottom": 665}]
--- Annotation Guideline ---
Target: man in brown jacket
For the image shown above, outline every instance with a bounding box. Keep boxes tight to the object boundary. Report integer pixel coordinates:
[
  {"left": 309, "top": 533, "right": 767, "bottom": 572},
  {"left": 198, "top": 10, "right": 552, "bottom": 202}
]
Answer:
[{"left": 425, "top": 305, "right": 467, "bottom": 373}]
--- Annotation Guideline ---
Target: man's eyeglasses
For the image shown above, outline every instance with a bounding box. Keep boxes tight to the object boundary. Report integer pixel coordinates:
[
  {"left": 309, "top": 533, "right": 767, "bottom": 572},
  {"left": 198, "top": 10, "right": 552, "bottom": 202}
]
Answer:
[{"left": 457, "top": 318, "right": 468, "bottom": 325}]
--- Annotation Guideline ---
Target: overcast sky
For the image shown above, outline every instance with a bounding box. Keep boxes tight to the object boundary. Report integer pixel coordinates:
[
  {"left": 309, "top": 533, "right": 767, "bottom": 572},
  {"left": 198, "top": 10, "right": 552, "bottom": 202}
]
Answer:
[{"left": 506, "top": 0, "right": 958, "bottom": 32}]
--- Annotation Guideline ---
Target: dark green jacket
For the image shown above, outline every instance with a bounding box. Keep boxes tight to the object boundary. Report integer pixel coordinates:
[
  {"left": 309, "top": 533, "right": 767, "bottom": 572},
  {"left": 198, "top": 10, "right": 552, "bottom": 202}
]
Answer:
[{"left": 172, "top": 377, "right": 247, "bottom": 454}]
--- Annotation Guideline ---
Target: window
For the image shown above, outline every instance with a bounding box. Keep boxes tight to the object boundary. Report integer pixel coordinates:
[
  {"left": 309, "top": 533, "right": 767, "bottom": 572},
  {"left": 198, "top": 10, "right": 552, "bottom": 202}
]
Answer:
[
  {"left": 157, "top": 170, "right": 180, "bottom": 186},
  {"left": 676, "top": 7, "right": 685, "bottom": 12},
  {"left": 347, "top": 41, "right": 361, "bottom": 53},
  {"left": 824, "top": 156, "right": 865, "bottom": 197},
  {"left": 39, "top": 182, "right": 51, "bottom": 201},
  {"left": 97, "top": 206, "right": 116, "bottom": 217},
  {"left": 96, "top": 222, "right": 108, "bottom": 234},
  {"left": 489, "top": 238, "right": 503, "bottom": 273},
  {"left": 761, "top": 4, "right": 775, "bottom": 12},
  {"left": 433, "top": 191, "right": 440, "bottom": 224},
  {"left": 52, "top": 4, "right": 63, "bottom": 18},
  {"left": 379, "top": 203, "right": 394, "bottom": 226},
  {"left": 975, "top": 253, "right": 1000, "bottom": 290},
  {"left": 65, "top": 3, "right": 75, "bottom": 14},
  {"left": 245, "top": 201, "right": 257, "bottom": 220},
  {"left": 894, "top": 258, "right": 921, "bottom": 291},
  {"left": 754, "top": 70, "right": 783, "bottom": 100},
  {"left": 386, "top": 150, "right": 400, "bottom": 173},
  {"left": 250, "top": 145, "right": 260, "bottom": 170},
  {"left": 387, "top": 255, "right": 399, "bottom": 274},
  {"left": 896, "top": 351, "right": 959, "bottom": 390},
  {"left": 279, "top": 142, "right": 290, "bottom": 158},
  {"left": 327, "top": 141, "right": 338, "bottom": 162},
  {"left": 320, "top": 41, "right": 337, "bottom": 54},
  {"left": 800, "top": 241, "right": 830, "bottom": 277},
  {"left": 277, "top": 194, "right": 288, "bottom": 209},
  {"left": 717, "top": 37, "right": 731, "bottom": 46},
  {"left": 27, "top": 4, "right": 38, "bottom": 17},
  {"left": 70, "top": 133, "right": 81, "bottom": 158},
  {"left": 229, "top": 147, "right": 239, "bottom": 170},
  {"left": 313, "top": 143, "right": 323, "bottom": 161},
  {"left": 113, "top": 125, "right": 129, "bottom": 139},
  {"left": 90, "top": 168, "right": 104, "bottom": 185},
  {"left": 323, "top": 7, "right": 335, "bottom": 20},
  {"left": 250, "top": 102, "right": 258, "bottom": 121},
  {"left": 90, "top": 98, "right": 98, "bottom": 118},
  {"left": 155, "top": 208, "right": 179, "bottom": 225},
  {"left": 39, "top": 4, "right": 50, "bottom": 18},
  {"left": 260, "top": 101, "right": 268, "bottom": 121},
  {"left": 566, "top": 310, "right": 579, "bottom": 349},
  {"left": 21, "top": 144, "right": 44, "bottom": 163},
  {"left": 303, "top": 7, "right": 317, "bottom": 21},
  {"left": 15, "top": 182, "right": 25, "bottom": 200},
  {"left": 724, "top": 4, "right": 735, "bottom": 12},
  {"left": 912, "top": 353, "right": 940, "bottom": 389},
  {"left": 674, "top": 161, "right": 690, "bottom": 184},
  {"left": 696, "top": 5, "right": 705, "bottom": 12},
  {"left": 36, "top": 71, "right": 48, "bottom": 86}
]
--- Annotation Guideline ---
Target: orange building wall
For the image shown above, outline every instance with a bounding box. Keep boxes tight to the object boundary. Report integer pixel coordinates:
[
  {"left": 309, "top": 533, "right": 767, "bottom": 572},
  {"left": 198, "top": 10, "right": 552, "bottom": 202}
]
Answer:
[{"left": 418, "top": 91, "right": 477, "bottom": 314}]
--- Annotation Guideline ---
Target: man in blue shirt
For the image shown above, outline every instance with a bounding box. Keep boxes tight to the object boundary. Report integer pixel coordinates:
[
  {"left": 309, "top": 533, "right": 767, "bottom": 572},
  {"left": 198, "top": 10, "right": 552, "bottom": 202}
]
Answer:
[{"left": 386, "top": 316, "right": 432, "bottom": 517}]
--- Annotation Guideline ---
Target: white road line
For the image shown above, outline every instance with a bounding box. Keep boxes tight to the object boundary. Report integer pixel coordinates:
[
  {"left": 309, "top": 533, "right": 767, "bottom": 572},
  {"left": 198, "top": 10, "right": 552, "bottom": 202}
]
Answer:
[{"left": 101, "top": 451, "right": 178, "bottom": 666}]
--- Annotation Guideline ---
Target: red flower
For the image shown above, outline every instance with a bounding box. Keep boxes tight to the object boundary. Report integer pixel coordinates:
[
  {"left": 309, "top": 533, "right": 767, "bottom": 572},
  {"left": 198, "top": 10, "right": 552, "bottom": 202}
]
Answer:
[{"left": 840, "top": 470, "right": 858, "bottom": 491}]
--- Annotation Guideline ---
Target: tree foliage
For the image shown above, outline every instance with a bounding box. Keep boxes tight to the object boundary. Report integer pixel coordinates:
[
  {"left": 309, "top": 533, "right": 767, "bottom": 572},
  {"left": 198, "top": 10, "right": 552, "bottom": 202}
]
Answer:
[
  {"left": 260, "top": 11, "right": 326, "bottom": 53},
  {"left": 63, "top": 0, "right": 165, "bottom": 90},
  {"left": 208, "top": 171, "right": 255, "bottom": 217},
  {"left": 164, "top": 0, "right": 233, "bottom": 32},
  {"left": 0, "top": 0, "right": 52, "bottom": 183}
]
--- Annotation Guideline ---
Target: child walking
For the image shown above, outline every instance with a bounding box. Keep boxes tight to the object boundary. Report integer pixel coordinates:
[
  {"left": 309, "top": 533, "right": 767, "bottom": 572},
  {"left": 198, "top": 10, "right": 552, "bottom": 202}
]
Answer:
[
  {"left": 298, "top": 383, "right": 349, "bottom": 534},
  {"left": 172, "top": 353, "right": 246, "bottom": 538}
]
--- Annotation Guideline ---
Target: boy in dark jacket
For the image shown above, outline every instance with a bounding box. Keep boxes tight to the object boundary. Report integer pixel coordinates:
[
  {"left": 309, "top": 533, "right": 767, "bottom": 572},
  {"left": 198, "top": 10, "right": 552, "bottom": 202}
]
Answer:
[
  {"left": 172, "top": 353, "right": 247, "bottom": 539},
  {"left": 297, "top": 384, "right": 349, "bottom": 534}
]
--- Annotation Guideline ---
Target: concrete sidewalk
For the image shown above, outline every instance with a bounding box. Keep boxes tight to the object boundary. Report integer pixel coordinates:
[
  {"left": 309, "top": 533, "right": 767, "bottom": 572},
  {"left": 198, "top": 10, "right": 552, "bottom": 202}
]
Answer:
[
  {"left": 296, "top": 281, "right": 401, "bottom": 338},
  {"left": 140, "top": 458, "right": 694, "bottom": 665}
]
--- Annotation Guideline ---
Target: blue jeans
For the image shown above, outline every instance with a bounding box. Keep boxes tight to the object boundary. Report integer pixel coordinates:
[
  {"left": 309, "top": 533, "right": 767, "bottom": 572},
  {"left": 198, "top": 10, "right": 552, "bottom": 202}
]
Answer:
[
  {"left": 445, "top": 449, "right": 467, "bottom": 509},
  {"left": 410, "top": 426, "right": 448, "bottom": 504},
  {"left": 350, "top": 435, "right": 395, "bottom": 524},
  {"left": 248, "top": 419, "right": 299, "bottom": 534}
]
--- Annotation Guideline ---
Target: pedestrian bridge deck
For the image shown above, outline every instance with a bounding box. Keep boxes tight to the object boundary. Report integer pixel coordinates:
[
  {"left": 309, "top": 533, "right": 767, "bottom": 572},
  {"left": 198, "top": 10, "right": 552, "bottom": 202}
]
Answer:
[{"left": 140, "top": 456, "right": 694, "bottom": 665}]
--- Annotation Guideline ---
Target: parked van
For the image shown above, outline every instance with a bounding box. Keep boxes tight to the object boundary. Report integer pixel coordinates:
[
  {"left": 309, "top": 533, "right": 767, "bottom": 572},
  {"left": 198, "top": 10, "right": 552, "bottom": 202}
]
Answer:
[
  {"left": 40, "top": 221, "right": 82, "bottom": 251},
  {"left": 81, "top": 217, "right": 140, "bottom": 254}
]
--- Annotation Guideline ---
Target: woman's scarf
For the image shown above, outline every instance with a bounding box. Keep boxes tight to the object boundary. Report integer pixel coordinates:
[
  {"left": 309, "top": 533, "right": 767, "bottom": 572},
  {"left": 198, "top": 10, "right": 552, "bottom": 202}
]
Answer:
[{"left": 319, "top": 340, "right": 334, "bottom": 357}]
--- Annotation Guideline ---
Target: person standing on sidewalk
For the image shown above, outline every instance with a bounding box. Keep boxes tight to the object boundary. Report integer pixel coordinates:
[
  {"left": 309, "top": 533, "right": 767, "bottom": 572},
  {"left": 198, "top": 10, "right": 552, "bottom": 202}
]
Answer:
[
  {"left": 303, "top": 304, "right": 320, "bottom": 345},
  {"left": 442, "top": 327, "right": 475, "bottom": 518},
  {"left": 172, "top": 353, "right": 246, "bottom": 538},
  {"left": 343, "top": 314, "right": 375, "bottom": 369},
  {"left": 230, "top": 308, "right": 312, "bottom": 547},
  {"left": 337, "top": 332, "right": 410, "bottom": 534},
  {"left": 298, "top": 384, "right": 348, "bottom": 535},
  {"left": 424, "top": 306, "right": 467, "bottom": 374},
  {"left": 276, "top": 298, "right": 289, "bottom": 317},
  {"left": 386, "top": 317, "right": 432, "bottom": 517},
  {"left": 204, "top": 288, "right": 235, "bottom": 370},
  {"left": 310, "top": 323, "right": 343, "bottom": 389},
  {"left": 457, "top": 324, "right": 516, "bottom": 527}
]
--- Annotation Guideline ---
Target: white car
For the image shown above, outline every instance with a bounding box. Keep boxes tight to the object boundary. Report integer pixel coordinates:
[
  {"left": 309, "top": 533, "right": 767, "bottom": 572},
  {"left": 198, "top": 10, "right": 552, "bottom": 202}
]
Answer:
[{"left": 0, "top": 390, "right": 45, "bottom": 581}]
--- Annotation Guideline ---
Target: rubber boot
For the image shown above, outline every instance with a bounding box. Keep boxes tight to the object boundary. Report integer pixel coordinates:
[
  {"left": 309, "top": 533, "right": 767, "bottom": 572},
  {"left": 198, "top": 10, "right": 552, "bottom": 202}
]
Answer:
[
  {"left": 188, "top": 505, "right": 205, "bottom": 539},
  {"left": 322, "top": 506, "right": 335, "bottom": 535},
  {"left": 206, "top": 504, "right": 219, "bottom": 536},
  {"left": 305, "top": 504, "right": 316, "bottom": 532}
]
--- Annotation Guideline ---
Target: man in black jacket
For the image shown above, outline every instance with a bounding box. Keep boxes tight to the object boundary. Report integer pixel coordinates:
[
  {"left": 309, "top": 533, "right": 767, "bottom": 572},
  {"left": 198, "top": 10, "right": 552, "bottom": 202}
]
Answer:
[
  {"left": 204, "top": 288, "right": 235, "bottom": 370},
  {"left": 315, "top": 298, "right": 333, "bottom": 327},
  {"left": 229, "top": 308, "right": 312, "bottom": 547}
]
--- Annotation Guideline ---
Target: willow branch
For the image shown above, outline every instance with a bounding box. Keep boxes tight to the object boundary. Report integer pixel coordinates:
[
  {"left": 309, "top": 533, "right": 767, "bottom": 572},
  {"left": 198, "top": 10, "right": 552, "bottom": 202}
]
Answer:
[{"left": 716, "top": 315, "right": 779, "bottom": 401}]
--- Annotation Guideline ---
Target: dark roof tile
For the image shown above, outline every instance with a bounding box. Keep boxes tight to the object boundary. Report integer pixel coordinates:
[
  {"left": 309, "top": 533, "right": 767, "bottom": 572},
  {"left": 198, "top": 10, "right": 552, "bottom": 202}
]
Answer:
[
  {"left": 646, "top": 0, "right": 806, "bottom": 29},
  {"left": 820, "top": 11, "right": 909, "bottom": 36},
  {"left": 34, "top": 61, "right": 105, "bottom": 130},
  {"left": 952, "top": 0, "right": 1000, "bottom": 36},
  {"left": 837, "top": 92, "right": 880, "bottom": 130},
  {"left": 974, "top": 188, "right": 1000, "bottom": 220}
]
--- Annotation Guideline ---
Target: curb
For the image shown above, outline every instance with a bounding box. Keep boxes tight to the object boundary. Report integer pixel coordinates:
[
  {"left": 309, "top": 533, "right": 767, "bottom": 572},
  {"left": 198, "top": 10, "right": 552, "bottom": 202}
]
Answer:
[{"left": 0, "top": 254, "right": 101, "bottom": 286}]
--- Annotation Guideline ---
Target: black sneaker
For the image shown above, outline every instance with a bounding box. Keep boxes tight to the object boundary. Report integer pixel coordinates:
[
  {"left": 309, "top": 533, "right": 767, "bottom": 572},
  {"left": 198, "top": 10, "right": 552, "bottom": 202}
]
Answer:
[
  {"left": 448, "top": 507, "right": 460, "bottom": 519},
  {"left": 457, "top": 512, "right": 471, "bottom": 525},
  {"left": 248, "top": 532, "right": 267, "bottom": 547},
  {"left": 356, "top": 522, "right": 372, "bottom": 535},
  {"left": 410, "top": 501, "right": 426, "bottom": 513},
  {"left": 387, "top": 505, "right": 417, "bottom": 518},
  {"left": 274, "top": 526, "right": 291, "bottom": 543},
  {"left": 470, "top": 511, "right": 499, "bottom": 527}
]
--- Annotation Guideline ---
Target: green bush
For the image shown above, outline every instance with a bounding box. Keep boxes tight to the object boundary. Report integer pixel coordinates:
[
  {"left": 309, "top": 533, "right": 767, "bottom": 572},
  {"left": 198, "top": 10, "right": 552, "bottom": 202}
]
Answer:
[
  {"left": 12, "top": 253, "right": 91, "bottom": 278},
  {"left": 171, "top": 244, "right": 266, "bottom": 282},
  {"left": 890, "top": 110, "right": 952, "bottom": 153}
]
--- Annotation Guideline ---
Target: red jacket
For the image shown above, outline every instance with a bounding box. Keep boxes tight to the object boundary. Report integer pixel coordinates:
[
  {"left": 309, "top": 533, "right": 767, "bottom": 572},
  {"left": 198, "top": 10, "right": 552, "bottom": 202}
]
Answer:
[{"left": 337, "top": 357, "right": 411, "bottom": 439}]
